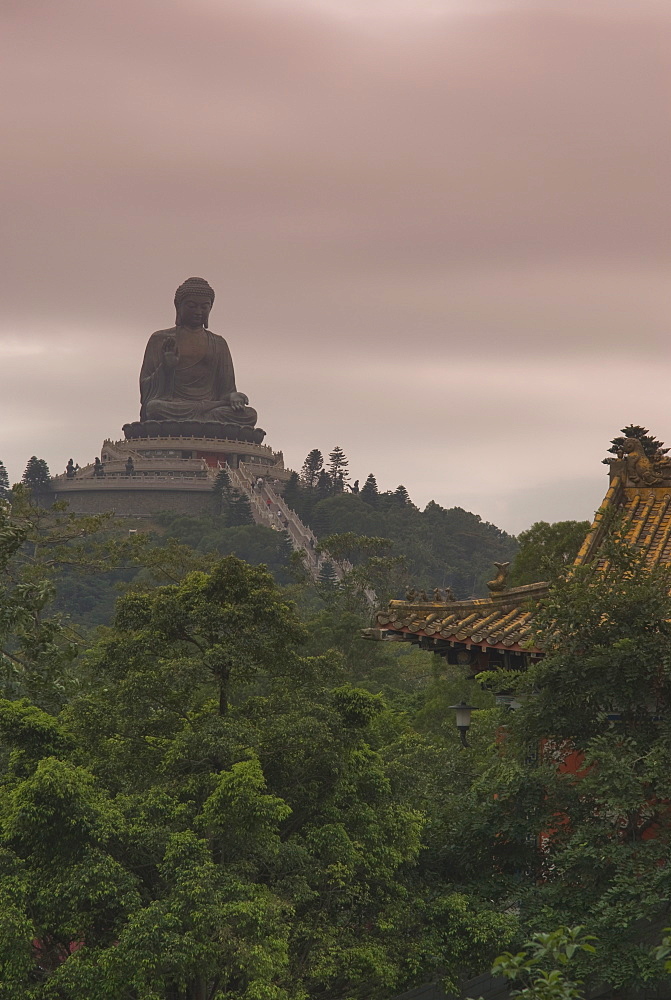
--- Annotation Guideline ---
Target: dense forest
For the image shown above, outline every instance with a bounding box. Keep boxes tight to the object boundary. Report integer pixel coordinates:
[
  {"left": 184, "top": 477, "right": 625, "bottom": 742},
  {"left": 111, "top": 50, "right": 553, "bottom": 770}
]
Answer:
[
  {"left": 11, "top": 447, "right": 596, "bottom": 618},
  {"left": 18, "top": 446, "right": 521, "bottom": 626},
  {"left": 282, "top": 447, "right": 519, "bottom": 598},
  {"left": 2, "top": 443, "right": 671, "bottom": 999}
]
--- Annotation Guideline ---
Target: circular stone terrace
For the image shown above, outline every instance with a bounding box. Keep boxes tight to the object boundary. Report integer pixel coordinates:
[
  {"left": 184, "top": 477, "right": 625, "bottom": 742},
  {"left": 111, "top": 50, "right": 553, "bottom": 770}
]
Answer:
[{"left": 49, "top": 433, "right": 289, "bottom": 516}]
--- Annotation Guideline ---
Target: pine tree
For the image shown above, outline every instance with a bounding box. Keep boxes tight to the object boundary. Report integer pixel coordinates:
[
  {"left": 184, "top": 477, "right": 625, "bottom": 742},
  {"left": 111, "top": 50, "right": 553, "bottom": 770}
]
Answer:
[
  {"left": 22, "top": 456, "right": 51, "bottom": 495},
  {"left": 211, "top": 470, "right": 253, "bottom": 525},
  {"left": 318, "top": 559, "right": 338, "bottom": 589},
  {"left": 360, "top": 473, "right": 379, "bottom": 507},
  {"left": 311, "top": 504, "right": 331, "bottom": 538},
  {"left": 212, "top": 469, "right": 232, "bottom": 515},
  {"left": 0, "top": 460, "right": 10, "bottom": 500},
  {"left": 300, "top": 449, "right": 324, "bottom": 489},
  {"left": 315, "top": 470, "right": 332, "bottom": 502},
  {"left": 283, "top": 471, "right": 301, "bottom": 512},
  {"left": 214, "top": 468, "right": 231, "bottom": 491},
  {"left": 328, "top": 445, "right": 349, "bottom": 482},
  {"left": 608, "top": 425, "right": 668, "bottom": 458},
  {"left": 393, "top": 484, "right": 411, "bottom": 505},
  {"left": 228, "top": 489, "right": 254, "bottom": 526}
]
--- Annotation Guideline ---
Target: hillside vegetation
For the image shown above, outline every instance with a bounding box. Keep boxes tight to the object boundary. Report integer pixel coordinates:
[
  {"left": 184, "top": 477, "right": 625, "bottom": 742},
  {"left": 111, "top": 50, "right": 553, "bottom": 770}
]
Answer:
[
  {"left": 0, "top": 480, "right": 669, "bottom": 999},
  {"left": 282, "top": 446, "right": 518, "bottom": 597}
]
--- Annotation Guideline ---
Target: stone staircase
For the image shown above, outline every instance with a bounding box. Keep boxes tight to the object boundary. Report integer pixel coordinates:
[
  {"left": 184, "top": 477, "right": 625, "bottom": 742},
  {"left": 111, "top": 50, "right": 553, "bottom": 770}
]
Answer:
[
  {"left": 227, "top": 463, "right": 325, "bottom": 581},
  {"left": 227, "top": 463, "right": 368, "bottom": 595}
]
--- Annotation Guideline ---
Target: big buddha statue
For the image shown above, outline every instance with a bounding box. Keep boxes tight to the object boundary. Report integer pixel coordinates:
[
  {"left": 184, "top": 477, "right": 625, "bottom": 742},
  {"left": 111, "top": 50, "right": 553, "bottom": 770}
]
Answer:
[{"left": 124, "top": 277, "right": 264, "bottom": 443}]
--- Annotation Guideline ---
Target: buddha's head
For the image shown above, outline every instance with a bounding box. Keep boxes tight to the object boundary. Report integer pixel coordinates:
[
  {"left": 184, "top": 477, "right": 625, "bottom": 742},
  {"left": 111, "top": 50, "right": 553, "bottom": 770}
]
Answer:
[{"left": 174, "top": 277, "right": 215, "bottom": 329}]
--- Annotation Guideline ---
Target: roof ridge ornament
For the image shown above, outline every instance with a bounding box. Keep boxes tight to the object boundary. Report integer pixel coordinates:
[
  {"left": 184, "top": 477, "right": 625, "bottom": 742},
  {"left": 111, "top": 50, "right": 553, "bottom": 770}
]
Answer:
[
  {"left": 486, "top": 561, "right": 510, "bottom": 594},
  {"left": 621, "top": 437, "right": 671, "bottom": 486},
  {"left": 404, "top": 585, "right": 456, "bottom": 603},
  {"left": 603, "top": 429, "right": 671, "bottom": 487}
]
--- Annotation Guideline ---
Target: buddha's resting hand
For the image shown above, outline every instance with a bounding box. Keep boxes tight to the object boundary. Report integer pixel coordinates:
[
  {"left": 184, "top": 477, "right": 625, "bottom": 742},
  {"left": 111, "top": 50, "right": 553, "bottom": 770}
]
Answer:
[
  {"left": 230, "top": 391, "right": 249, "bottom": 412},
  {"left": 162, "top": 336, "right": 180, "bottom": 369}
]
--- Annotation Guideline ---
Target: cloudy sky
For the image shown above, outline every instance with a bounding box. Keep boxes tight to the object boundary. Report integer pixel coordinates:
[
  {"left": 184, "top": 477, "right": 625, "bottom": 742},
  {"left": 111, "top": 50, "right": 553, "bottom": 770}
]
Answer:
[{"left": 1, "top": 0, "right": 669, "bottom": 533}]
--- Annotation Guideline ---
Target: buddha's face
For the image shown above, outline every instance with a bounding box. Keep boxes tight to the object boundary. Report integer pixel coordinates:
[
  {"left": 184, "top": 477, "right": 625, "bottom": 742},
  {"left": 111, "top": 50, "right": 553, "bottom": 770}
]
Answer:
[{"left": 178, "top": 293, "right": 212, "bottom": 329}]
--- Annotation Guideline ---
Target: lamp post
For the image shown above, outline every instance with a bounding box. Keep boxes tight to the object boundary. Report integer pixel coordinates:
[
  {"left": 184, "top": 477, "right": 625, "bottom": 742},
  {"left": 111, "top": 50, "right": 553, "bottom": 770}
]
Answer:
[{"left": 448, "top": 702, "right": 476, "bottom": 747}]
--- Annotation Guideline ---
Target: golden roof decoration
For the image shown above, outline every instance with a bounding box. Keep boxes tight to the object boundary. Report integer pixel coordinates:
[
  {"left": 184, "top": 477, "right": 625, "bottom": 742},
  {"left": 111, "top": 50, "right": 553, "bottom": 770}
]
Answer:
[
  {"left": 374, "top": 581, "right": 548, "bottom": 653},
  {"left": 370, "top": 426, "right": 671, "bottom": 657},
  {"left": 486, "top": 561, "right": 510, "bottom": 594}
]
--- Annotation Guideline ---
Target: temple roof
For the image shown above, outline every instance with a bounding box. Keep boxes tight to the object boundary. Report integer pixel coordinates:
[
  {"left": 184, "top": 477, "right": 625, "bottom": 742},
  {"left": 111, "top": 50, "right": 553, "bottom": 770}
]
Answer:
[
  {"left": 375, "top": 582, "right": 547, "bottom": 653},
  {"left": 371, "top": 436, "right": 671, "bottom": 656},
  {"left": 574, "top": 476, "right": 671, "bottom": 572}
]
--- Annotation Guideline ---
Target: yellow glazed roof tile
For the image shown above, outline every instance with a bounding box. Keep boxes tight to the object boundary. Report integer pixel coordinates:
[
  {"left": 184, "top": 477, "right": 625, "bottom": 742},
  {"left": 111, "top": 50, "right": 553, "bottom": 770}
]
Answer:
[
  {"left": 373, "top": 443, "right": 671, "bottom": 655},
  {"left": 375, "top": 586, "right": 546, "bottom": 653}
]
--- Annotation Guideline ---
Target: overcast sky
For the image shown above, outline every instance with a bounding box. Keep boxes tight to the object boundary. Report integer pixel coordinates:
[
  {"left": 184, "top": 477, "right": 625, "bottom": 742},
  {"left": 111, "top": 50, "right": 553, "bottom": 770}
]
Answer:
[{"left": 1, "top": 0, "right": 669, "bottom": 534}]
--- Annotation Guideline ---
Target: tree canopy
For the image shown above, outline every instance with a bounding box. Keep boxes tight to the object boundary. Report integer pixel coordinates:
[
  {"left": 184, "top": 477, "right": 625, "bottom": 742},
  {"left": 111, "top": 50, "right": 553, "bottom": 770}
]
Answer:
[
  {"left": 286, "top": 451, "right": 517, "bottom": 598},
  {"left": 474, "top": 538, "right": 671, "bottom": 994},
  {"left": 0, "top": 460, "right": 10, "bottom": 500},
  {"left": 21, "top": 457, "right": 51, "bottom": 495},
  {"left": 2, "top": 450, "right": 671, "bottom": 998},
  {"left": 607, "top": 424, "right": 669, "bottom": 458},
  {"left": 0, "top": 532, "right": 514, "bottom": 999},
  {"left": 301, "top": 449, "right": 324, "bottom": 488},
  {"left": 509, "top": 519, "right": 590, "bottom": 586}
]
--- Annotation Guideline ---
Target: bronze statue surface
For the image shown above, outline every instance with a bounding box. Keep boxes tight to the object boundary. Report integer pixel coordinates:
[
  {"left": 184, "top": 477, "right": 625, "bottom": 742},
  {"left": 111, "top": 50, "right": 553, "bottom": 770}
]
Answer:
[{"left": 125, "top": 277, "right": 264, "bottom": 442}]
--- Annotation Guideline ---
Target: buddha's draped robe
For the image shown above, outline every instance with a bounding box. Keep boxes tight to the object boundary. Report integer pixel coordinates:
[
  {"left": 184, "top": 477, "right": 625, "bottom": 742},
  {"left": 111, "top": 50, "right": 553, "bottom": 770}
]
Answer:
[{"left": 139, "top": 327, "right": 257, "bottom": 426}]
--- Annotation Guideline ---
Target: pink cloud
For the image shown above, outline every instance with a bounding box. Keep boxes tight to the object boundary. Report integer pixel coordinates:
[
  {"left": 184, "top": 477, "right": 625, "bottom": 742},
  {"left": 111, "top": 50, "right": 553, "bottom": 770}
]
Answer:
[{"left": 1, "top": 0, "right": 669, "bottom": 530}]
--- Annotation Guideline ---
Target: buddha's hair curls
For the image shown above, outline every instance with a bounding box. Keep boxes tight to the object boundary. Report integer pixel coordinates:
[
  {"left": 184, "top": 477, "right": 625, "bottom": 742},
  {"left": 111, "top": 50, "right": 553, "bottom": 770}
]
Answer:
[{"left": 174, "top": 277, "right": 215, "bottom": 325}]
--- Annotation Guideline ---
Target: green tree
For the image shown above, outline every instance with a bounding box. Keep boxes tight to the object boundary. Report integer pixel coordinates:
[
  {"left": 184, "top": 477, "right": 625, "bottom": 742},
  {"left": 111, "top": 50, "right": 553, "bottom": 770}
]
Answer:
[
  {"left": 299, "top": 492, "right": 516, "bottom": 597},
  {"left": 151, "top": 513, "right": 295, "bottom": 586},
  {"left": 283, "top": 470, "right": 301, "bottom": 511},
  {"left": 21, "top": 457, "right": 51, "bottom": 496},
  {"left": 509, "top": 520, "right": 590, "bottom": 586},
  {"left": 607, "top": 424, "right": 668, "bottom": 458},
  {"left": 0, "top": 487, "right": 129, "bottom": 709},
  {"left": 317, "top": 558, "right": 338, "bottom": 590},
  {"left": 393, "top": 485, "right": 411, "bottom": 506},
  {"left": 328, "top": 445, "right": 349, "bottom": 483},
  {"left": 211, "top": 470, "right": 254, "bottom": 527},
  {"left": 490, "top": 926, "right": 597, "bottom": 1000},
  {"left": 360, "top": 473, "right": 379, "bottom": 507},
  {"left": 0, "top": 705, "right": 294, "bottom": 1000},
  {"left": 524, "top": 538, "right": 671, "bottom": 743},
  {"left": 211, "top": 467, "right": 231, "bottom": 514},
  {"left": 0, "top": 522, "right": 525, "bottom": 999},
  {"left": 301, "top": 448, "right": 324, "bottom": 488},
  {"left": 318, "top": 532, "right": 392, "bottom": 568},
  {"left": 0, "top": 461, "right": 10, "bottom": 500},
  {"left": 477, "top": 538, "right": 671, "bottom": 993},
  {"left": 315, "top": 531, "right": 409, "bottom": 606},
  {"left": 310, "top": 506, "right": 331, "bottom": 539},
  {"left": 228, "top": 488, "right": 254, "bottom": 526},
  {"left": 104, "top": 556, "right": 309, "bottom": 715},
  {"left": 315, "top": 470, "right": 333, "bottom": 503}
]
